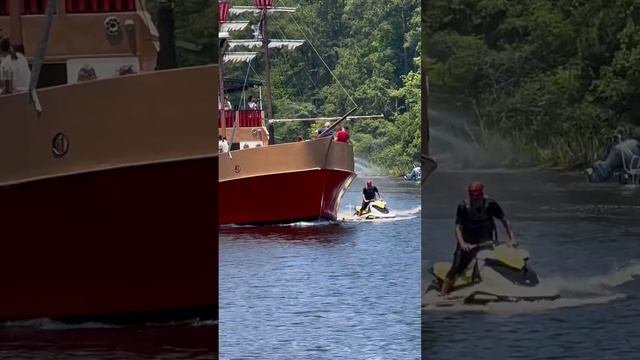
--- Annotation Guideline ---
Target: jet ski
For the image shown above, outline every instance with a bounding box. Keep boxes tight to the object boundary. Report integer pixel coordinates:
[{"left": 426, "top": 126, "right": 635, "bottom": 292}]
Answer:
[
  {"left": 404, "top": 166, "right": 421, "bottom": 181},
  {"left": 423, "top": 242, "right": 559, "bottom": 306},
  {"left": 353, "top": 199, "right": 396, "bottom": 220}
]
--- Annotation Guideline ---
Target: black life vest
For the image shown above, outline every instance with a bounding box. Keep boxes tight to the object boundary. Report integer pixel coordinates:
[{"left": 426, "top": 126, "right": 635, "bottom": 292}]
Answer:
[{"left": 459, "top": 199, "right": 497, "bottom": 243}]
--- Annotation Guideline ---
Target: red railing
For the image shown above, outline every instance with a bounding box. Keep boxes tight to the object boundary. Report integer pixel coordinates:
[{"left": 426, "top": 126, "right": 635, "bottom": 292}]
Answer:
[
  {"left": 238, "top": 110, "right": 262, "bottom": 127},
  {"left": 1, "top": 0, "right": 50, "bottom": 15},
  {"left": 218, "top": 110, "right": 263, "bottom": 128},
  {"left": 0, "top": 0, "right": 135, "bottom": 14},
  {"left": 254, "top": 0, "right": 272, "bottom": 8},
  {"left": 218, "top": 0, "right": 229, "bottom": 23},
  {"left": 66, "top": 0, "right": 135, "bottom": 13}
]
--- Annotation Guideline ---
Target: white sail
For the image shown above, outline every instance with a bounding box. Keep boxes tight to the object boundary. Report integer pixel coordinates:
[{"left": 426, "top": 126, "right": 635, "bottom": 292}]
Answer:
[
  {"left": 228, "top": 6, "right": 297, "bottom": 15},
  {"left": 228, "top": 39, "right": 304, "bottom": 50},
  {"left": 221, "top": 21, "right": 250, "bottom": 33},
  {"left": 223, "top": 52, "right": 258, "bottom": 64}
]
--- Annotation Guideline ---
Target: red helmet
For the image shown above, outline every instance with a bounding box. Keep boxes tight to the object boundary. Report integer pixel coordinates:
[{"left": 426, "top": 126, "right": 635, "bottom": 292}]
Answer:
[
  {"left": 366, "top": 180, "right": 373, "bottom": 188},
  {"left": 468, "top": 181, "right": 484, "bottom": 199}
]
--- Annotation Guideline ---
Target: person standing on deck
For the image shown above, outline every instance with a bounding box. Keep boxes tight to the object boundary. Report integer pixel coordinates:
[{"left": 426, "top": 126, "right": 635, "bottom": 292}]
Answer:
[
  {"left": 0, "top": 38, "right": 30, "bottom": 95},
  {"left": 248, "top": 96, "right": 259, "bottom": 110},
  {"left": 335, "top": 126, "right": 350, "bottom": 143},
  {"left": 317, "top": 122, "right": 333, "bottom": 138},
  {"left": 222, "top": 137, "right": 230, "bottom": 153}
]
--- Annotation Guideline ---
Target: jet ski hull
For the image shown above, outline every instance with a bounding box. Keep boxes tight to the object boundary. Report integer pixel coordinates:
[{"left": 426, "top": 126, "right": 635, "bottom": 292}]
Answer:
[
  {"left": 423, "top": 282, "right": 560, "bottom": 307},
  {"left": 353, "top": 200, "right": 395, "bottom": 220},
  {"left": 424, "top": 244, "right": 560, "bottom": 307}
]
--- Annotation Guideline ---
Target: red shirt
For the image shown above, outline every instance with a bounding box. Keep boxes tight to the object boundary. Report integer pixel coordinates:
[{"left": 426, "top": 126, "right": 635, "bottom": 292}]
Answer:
[{"left": 335, "top": 130, "right": 350, "bottom": 143}]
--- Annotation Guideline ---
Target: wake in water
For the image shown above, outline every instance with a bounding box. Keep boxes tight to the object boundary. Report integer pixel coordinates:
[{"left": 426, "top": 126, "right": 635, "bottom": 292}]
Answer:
[
  {"left": 423, "top": 263, "right": 640, "bottom": 315},
  {"left": 338, "top": 206, "right": 421, "bottom": 222},
  {"left": 220, "top": 218, "right": 339, "bottom": 229}
]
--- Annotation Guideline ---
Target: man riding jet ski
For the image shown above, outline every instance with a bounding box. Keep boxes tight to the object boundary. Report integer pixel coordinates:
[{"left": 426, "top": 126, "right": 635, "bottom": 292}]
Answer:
[
  {"left": 585, "top": 138, "right": 640, "bottom": 184},
  {"left": 354, "top": 180, "right": 395, "bottom": 219},
  {"left": 404, "top": 165, "right": 421, "bottom": 181},
  {"left": 424, "top": 241, "right": 559, "bottom": 305},
  {"left": 423, "top": 182, "right": 559, "bottom": 305}
]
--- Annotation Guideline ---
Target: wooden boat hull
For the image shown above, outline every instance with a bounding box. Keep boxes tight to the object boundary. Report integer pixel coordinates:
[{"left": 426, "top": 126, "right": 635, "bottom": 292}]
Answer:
[{"left": 218, "top": 139, "right": 356, "bottom": 225}]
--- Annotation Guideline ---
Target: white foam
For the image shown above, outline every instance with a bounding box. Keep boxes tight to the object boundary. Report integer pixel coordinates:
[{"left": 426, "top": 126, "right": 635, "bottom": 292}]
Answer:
[
  {"left": 545, "top": 263, "right": 640, "bottom": 295},
  {"left": 423, "top": 294, "right": 626, "bottom": 315}
]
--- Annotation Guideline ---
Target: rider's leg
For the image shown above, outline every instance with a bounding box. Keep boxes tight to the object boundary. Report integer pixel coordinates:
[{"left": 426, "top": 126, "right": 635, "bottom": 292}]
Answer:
[
  {"left": 441, "top": 249, "right": 473, "bottom": 295},
  {"left": 360, "top": 199, "right": 370, "bottom": 214}
]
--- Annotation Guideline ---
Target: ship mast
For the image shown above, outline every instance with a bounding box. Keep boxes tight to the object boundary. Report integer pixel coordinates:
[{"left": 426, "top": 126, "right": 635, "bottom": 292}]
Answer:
[
  {"left": 224, "top": 1, "right": 304, "bottom": 144},
  {"left": 258, "top": 7, "right": 273, "bottom": 123}
]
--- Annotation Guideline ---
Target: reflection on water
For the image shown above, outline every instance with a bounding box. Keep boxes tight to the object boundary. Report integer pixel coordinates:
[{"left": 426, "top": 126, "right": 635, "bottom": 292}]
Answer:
[
  {"left": 0, "top": 324, "right": 216, "bottom": 359},
  {"left": 220, "top": 176, "right": 420, "bottom": 360},
  {"left": 423, "top": 170, "right": 640, "bottom": 359}
]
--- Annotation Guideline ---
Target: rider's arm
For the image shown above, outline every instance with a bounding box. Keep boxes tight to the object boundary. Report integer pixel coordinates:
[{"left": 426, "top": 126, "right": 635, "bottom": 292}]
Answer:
[
  {"left": 455, "top": 204, "right": 470, "bottom": 250},
  {"left": 455, "top": 224, "right": 467, "bottom": 248},
  {"left": 490, "top": 200, "right": 515, "bottom": 244},
  {"left": 500, "top": 218, "right": 515, "bottom": 243}
]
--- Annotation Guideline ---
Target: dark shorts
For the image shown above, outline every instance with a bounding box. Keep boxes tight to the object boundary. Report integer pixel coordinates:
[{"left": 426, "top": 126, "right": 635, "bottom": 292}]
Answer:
[{"left": 445, "top": 247, "right": 480, "bottom": 280}]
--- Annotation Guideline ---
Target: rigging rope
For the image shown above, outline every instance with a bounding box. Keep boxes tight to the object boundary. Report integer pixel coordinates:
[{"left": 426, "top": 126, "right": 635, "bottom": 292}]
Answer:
[
  {"left": 275, "top": 0, "right": 358, "bottom": 108},
  {"left": 240, "top": 57, "right": 253, "bottom": 107}
]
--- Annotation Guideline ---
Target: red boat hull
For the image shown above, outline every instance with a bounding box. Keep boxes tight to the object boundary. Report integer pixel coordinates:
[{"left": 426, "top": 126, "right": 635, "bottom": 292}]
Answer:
[
  {"left": 0, "top": 157, "right": 218, "bottom": 323},
  {"left": 219, "top": 168, "right": 356, "bottom": 225}
]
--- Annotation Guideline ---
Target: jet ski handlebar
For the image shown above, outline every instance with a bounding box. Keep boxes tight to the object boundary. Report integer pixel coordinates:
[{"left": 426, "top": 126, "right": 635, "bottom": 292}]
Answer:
[{"left": 470, "top": 241, "right": 515, "bottom": 250}]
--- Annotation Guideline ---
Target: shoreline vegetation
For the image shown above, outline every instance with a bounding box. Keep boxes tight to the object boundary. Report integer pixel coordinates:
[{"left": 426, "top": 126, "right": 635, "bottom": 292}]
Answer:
[
  {"left": 167, "top": 0, "right": 421, "bottom": 177},
  {"left": 424, "top": 0, "right": 640, "bottom": 170}
]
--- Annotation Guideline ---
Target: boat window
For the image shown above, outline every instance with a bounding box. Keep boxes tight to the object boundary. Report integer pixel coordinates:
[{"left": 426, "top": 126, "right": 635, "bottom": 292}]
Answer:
[
  {"left": 36, "top": 63, "right": 68, "bottom": 88},
  {"left": 66, "top": 0, "right": 135, "bottom": 13}
]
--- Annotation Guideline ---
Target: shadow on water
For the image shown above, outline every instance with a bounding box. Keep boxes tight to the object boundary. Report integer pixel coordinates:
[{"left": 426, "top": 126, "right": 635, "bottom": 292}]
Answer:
[{"left": 220, "top": 221, "right": 355, "bottom": 246}]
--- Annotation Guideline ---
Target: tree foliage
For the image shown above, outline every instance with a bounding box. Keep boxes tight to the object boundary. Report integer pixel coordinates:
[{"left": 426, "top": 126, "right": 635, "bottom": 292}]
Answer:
[{"left": 424, "top": 0, "right": 640, "bottom": 168}]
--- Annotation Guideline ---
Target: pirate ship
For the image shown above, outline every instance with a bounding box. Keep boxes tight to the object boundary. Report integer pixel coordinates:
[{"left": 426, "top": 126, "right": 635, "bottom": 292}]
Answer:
[
  {"left": 0, "top": 0, "right": 217, "bottom": 322},
  {"left": 217, "top": 0, "right": 357, "bottom": 225}
]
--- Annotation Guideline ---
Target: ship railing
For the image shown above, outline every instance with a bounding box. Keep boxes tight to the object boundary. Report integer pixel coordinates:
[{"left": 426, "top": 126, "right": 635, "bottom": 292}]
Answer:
[
  {"left": 218, "top": 110, "right": 263, "bottom": 128},
  {"left": 0, "top": 0, "right": 136, "bottom": 14},
  {"left": 67, "top": 0, "right": 135, "bottom": 13}
]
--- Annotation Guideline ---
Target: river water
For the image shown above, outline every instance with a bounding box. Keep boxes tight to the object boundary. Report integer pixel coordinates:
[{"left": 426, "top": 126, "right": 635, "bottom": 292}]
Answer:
[
  {"left": 219, "top": 175, "right": 421, "bottom": 359},
  {"left": 0, "top": 322, "right": 216, "bottom": 359},
  {"left": 422, "top": 169, "right": 640, "bottom": 359}
]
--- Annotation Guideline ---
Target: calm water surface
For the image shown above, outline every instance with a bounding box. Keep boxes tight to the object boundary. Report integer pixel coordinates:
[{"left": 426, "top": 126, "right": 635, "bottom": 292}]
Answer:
[
  {"left": 220, "top": 176, "right": 421, "bottom": 359},
  {"left": 422, "top": 169, "right": 640, "bottom": 359}
]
